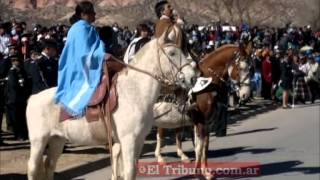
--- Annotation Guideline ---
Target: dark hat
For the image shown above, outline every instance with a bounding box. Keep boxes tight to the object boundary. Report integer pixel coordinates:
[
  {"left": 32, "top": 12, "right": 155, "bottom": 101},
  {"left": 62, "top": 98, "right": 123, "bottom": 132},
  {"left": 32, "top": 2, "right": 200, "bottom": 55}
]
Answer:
[{"left": 41, "top": 39, "right": 57, "bottom": 49}]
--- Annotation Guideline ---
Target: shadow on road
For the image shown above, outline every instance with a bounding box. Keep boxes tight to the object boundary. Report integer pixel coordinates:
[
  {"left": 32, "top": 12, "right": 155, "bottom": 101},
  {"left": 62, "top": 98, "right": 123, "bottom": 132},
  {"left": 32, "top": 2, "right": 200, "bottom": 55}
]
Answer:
[
  {"left": 228, "top": 100, "right": 279, "bottom": 126},
  {"left": 169, "top": 160, "right": 320, "bottom": 180},
  {"left": 0, "top": 157, "right": 111, "bottom": 180},
  {"left": 290, "top": 101, "right": 320, "bottom": 109},
  {"left": 226, "top": 127, "right": 277, "bottom": 137},
  {"left": 259, "top": 160, "right": 320, "bottom": 176},
  {"left": 141, "top": 146, "right": 277, "bottom": 161},
  {"left": 1, "top": 100, "right": 317, "bottom": 179},
  {"left": 56, "top": 157, "right": 110, "bottom": 180},
  {"left": 63, "top": 147, "right": 108, "bottom": 155},
  {"left": 0, "top": 174, "right": 26, "bottom": 180}
]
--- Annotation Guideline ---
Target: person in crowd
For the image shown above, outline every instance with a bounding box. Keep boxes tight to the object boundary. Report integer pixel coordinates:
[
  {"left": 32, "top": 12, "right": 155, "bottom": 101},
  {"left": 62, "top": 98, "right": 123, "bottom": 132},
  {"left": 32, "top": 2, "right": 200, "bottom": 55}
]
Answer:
[
  {"left": 2, "top": 44, "right": 20, "bottom": 131},
  {"left": 294, "top": 54, "right": 311, "bottom": 104},
  {"left": 124, "top": 23, "right": 151, "bottom": 64},
  {"left": 252, "top": 48, "right": 263, "bottom": 97},
  {"left": 0, "top": 23, "right": 11, "bottom": 56},
  {"left": 305, "top": 54, "right": 320, "bottom": 103},
  {"left": 24, "top": 49, "right": 48, "bottom": 95},
  {"left": 0, "top": 52, "right": 11, "bottom": 144},
  {"left": 261, "top": 47, "right": 273, "bottom": 99},
  {"left": 21, "top": 34, "right": 30, "bottom": 60},
  {"left": 280, "top": 48, "right": 294, "bottom": 108},
  {"left": 99, "top": 26, "right": 117, "bottom": 55},
  {"left": 5, "top": 55, "right": 29, "bottom": 140},
  {"left": 37, "top": 39, "right": 58, "bottom": 88},
  {"left": 270, "top": 47, "right": 282, "bottom": 103}
]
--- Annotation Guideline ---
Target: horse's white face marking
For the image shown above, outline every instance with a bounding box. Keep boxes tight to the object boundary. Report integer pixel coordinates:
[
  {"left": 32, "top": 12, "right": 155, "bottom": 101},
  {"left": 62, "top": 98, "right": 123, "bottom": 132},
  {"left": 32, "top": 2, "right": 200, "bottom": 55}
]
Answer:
[{"left": 238, "top": 58, "right": 251, "bottom": 101}]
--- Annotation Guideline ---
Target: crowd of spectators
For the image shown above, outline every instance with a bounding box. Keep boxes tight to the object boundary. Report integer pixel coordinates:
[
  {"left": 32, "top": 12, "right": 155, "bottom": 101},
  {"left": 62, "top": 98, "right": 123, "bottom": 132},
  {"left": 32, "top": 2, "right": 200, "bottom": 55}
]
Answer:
[{"left": 1, "top": 17, "right": 320, "bottom": 143}]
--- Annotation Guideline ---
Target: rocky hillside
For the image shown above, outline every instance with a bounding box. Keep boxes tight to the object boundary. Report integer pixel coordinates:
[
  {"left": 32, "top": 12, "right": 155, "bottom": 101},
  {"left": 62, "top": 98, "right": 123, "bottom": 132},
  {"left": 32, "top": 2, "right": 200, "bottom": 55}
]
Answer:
[{"left": 0, "top": 0, "right": 319, "bottom": 29}]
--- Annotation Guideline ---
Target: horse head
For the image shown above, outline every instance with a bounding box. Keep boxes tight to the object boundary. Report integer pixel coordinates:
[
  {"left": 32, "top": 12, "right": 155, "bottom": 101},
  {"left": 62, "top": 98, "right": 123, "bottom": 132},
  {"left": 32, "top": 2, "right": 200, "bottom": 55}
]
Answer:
[
  {"left": 233, "top": 41, "right": 253, "bottom": 102},
  {"left": 154, "top": 31, "right": 198, "bottom": 89},
  {"left": 199, "top": 43, "right": 252, "bottom": 102}
]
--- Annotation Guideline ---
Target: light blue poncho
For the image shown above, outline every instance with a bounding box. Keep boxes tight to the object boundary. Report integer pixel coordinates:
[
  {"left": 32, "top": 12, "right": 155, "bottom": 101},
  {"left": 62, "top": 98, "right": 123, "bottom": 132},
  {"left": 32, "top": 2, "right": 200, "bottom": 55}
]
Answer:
[{"left": 55, "top": 20, "right": 106, "bottom": 116}]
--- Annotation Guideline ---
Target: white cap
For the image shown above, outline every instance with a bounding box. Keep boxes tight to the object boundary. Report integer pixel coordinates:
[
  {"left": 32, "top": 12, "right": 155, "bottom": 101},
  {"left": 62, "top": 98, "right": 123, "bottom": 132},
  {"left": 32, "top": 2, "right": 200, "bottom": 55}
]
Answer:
[
  {"left": 21, "top": 37, "right": 28, "bottom": 42},
  {"left": 37, "top": 34, "right": 43, "bottom": 41}
]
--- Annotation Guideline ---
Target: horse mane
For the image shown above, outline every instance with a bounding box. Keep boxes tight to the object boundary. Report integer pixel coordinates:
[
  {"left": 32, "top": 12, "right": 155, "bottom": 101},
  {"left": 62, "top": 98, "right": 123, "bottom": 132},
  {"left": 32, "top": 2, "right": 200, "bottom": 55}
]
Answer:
[
  {"left": 204, "top": 44, "right": 238, "bottom": 61},
  {"left": 199, "top": 44, "right": 240, "bottom": 75}
]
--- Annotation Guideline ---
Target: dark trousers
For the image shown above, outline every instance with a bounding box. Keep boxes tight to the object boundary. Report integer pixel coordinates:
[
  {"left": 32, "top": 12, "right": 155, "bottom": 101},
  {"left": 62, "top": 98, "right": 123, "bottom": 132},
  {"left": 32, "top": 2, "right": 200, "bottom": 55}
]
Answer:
[
  {"left": 214, "top": 101, "right": 229, "bottom": 137},
  {"left": 0, "top": 86, "right": 4, "bottom": 143},
  {"left": 0, "top": 86, "right": 5, "bottom": 131},
  {"left": 6, "top": 103, "right": 28, "bottom": 139},
  {"left": 308, "top": 80, "right": 320, "bottom": 103},
  {"left": 262, "top": 79, "right": 272, "bottom": 100}
]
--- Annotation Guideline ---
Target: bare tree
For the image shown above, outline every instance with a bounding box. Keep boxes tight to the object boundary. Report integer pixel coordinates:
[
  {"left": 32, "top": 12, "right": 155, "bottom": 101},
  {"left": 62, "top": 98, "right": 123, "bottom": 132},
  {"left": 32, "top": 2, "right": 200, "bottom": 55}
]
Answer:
[{"left": 221, "top": 0, "right": 235, "bottom": 23}]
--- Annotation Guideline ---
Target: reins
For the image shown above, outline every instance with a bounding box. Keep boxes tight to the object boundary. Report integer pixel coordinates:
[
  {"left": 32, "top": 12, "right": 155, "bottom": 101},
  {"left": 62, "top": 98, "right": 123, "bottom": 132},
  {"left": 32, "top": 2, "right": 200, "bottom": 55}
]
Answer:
[{"left": 110, "top": 41, "right": 193, "bottom": 88}]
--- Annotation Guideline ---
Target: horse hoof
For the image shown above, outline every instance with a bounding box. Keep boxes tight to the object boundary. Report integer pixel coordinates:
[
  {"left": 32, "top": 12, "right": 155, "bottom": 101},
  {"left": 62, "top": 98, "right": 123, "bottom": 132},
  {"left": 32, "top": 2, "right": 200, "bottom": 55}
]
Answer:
[
  {"left": 157, "top": 157, "right": 166, "bottom": 164},
  {"left": 181, "top": 157, "right": 191, "bottom": 163},
  {"left": 205, "top": 173, "right": 216, "bottom": 180}
]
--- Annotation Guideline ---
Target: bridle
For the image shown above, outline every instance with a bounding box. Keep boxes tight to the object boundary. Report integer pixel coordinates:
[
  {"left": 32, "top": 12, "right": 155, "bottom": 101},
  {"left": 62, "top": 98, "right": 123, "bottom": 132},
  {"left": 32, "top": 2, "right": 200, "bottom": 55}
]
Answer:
[
  {"left": 207, "top": 50, "right": 252, "bottom": 89},
  {"left": 231, "top": 52, "right": 252, "bottom": 87},
  {"left": 112, "top": 40, "right": 194, "bottom": 88},
  {"left": 156, "top": 41, "right": 194, "bottom": 88}
]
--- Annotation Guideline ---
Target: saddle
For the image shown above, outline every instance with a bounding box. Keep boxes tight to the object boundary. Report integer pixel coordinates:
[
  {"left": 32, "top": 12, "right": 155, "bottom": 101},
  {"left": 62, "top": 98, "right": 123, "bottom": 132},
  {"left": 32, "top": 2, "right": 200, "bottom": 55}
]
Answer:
[{"left": 59, "top": 57, "right": 126, "bottom": 122}]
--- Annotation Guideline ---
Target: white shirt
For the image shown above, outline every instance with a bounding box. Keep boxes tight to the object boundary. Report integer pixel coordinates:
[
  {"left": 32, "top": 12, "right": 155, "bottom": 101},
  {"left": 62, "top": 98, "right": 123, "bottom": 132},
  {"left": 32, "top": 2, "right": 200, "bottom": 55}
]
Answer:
[
  {"left": 306, "top": 62, "right": 320, "bottom": 82},
  {"left": 0, "top": 34, "right": 11, "bottom": 55},
  {"left": 299, "top": 62, "right": 310, "bottom": 75},
  {"left": 123, "top": 37, "right": 143, "bottom": 64}
]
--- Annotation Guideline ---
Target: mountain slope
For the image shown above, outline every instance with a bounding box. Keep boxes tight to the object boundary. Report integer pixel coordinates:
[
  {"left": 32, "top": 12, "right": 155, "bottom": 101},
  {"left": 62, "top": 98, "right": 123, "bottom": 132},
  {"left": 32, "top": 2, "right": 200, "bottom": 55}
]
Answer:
[{"left": 0, "top": 0, "right": 319, "bottom": 29}]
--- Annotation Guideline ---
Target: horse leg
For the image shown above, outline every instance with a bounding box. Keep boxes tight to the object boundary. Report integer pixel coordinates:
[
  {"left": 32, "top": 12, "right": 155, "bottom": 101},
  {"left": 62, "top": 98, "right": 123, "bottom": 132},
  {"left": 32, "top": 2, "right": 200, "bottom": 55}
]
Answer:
[
  {"left": 120, "top": 135, "right": 138, "bottom": 180},
  {"left": 194, "top": 124, "right": 204, "bottom": 169},
  {"left": 155, "top": 128, "right": 165, "bottom": 163},
  {"left": 202, "top": 132, "right": 214, "bottom": 180},
  {"left": 28, "top": 137, "right": 48, "bottom": 180},
  {"left": 44, "top": 136, "right": 66, "bottom": 180},
  {"left": 176, "top": 128, "right": 190, "bottom": 163},
  {"left": 201, "top": 131, "right": 209, "bottom": 166},
  {"left": 112, "top": 142, "right": 122, "bottom": 180}
]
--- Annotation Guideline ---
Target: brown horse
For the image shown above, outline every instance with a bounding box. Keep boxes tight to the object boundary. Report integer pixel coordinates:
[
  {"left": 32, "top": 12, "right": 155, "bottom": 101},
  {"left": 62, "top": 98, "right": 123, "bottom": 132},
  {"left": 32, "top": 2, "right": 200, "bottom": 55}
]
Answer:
[
  {"left": 155, "top": 42, "right": 253, "bottom": 178},
  {"left": 193, "top": 42, "right": 252, "bottom": 174}
]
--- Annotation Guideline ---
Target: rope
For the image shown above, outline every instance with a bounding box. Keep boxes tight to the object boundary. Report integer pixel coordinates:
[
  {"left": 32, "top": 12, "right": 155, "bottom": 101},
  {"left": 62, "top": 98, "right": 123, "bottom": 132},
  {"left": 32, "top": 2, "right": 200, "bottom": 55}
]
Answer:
[{"left": 109, "top": 42, "right": 193, "bottom": 88}]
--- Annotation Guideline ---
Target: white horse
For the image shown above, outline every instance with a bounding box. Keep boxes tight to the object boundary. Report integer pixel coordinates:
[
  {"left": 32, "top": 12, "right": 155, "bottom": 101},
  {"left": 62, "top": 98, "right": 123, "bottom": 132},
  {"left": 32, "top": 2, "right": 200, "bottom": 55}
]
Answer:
[
  {"left": 153, "top": 44, "right": 253, "bottom": 165},
  {"left": 26, "top": 34, "right": 198, "bottom": 180}
]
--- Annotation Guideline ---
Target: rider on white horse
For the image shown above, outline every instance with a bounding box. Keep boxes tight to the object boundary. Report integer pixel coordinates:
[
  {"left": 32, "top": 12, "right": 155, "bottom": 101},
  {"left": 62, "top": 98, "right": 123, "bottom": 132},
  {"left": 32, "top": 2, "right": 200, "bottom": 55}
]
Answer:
[
  {"left": 55, "top": 1, "right": 115, "bottom": 117},
  {"left": 154, "top": 0, "right": 211, "bottom": 104}
]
